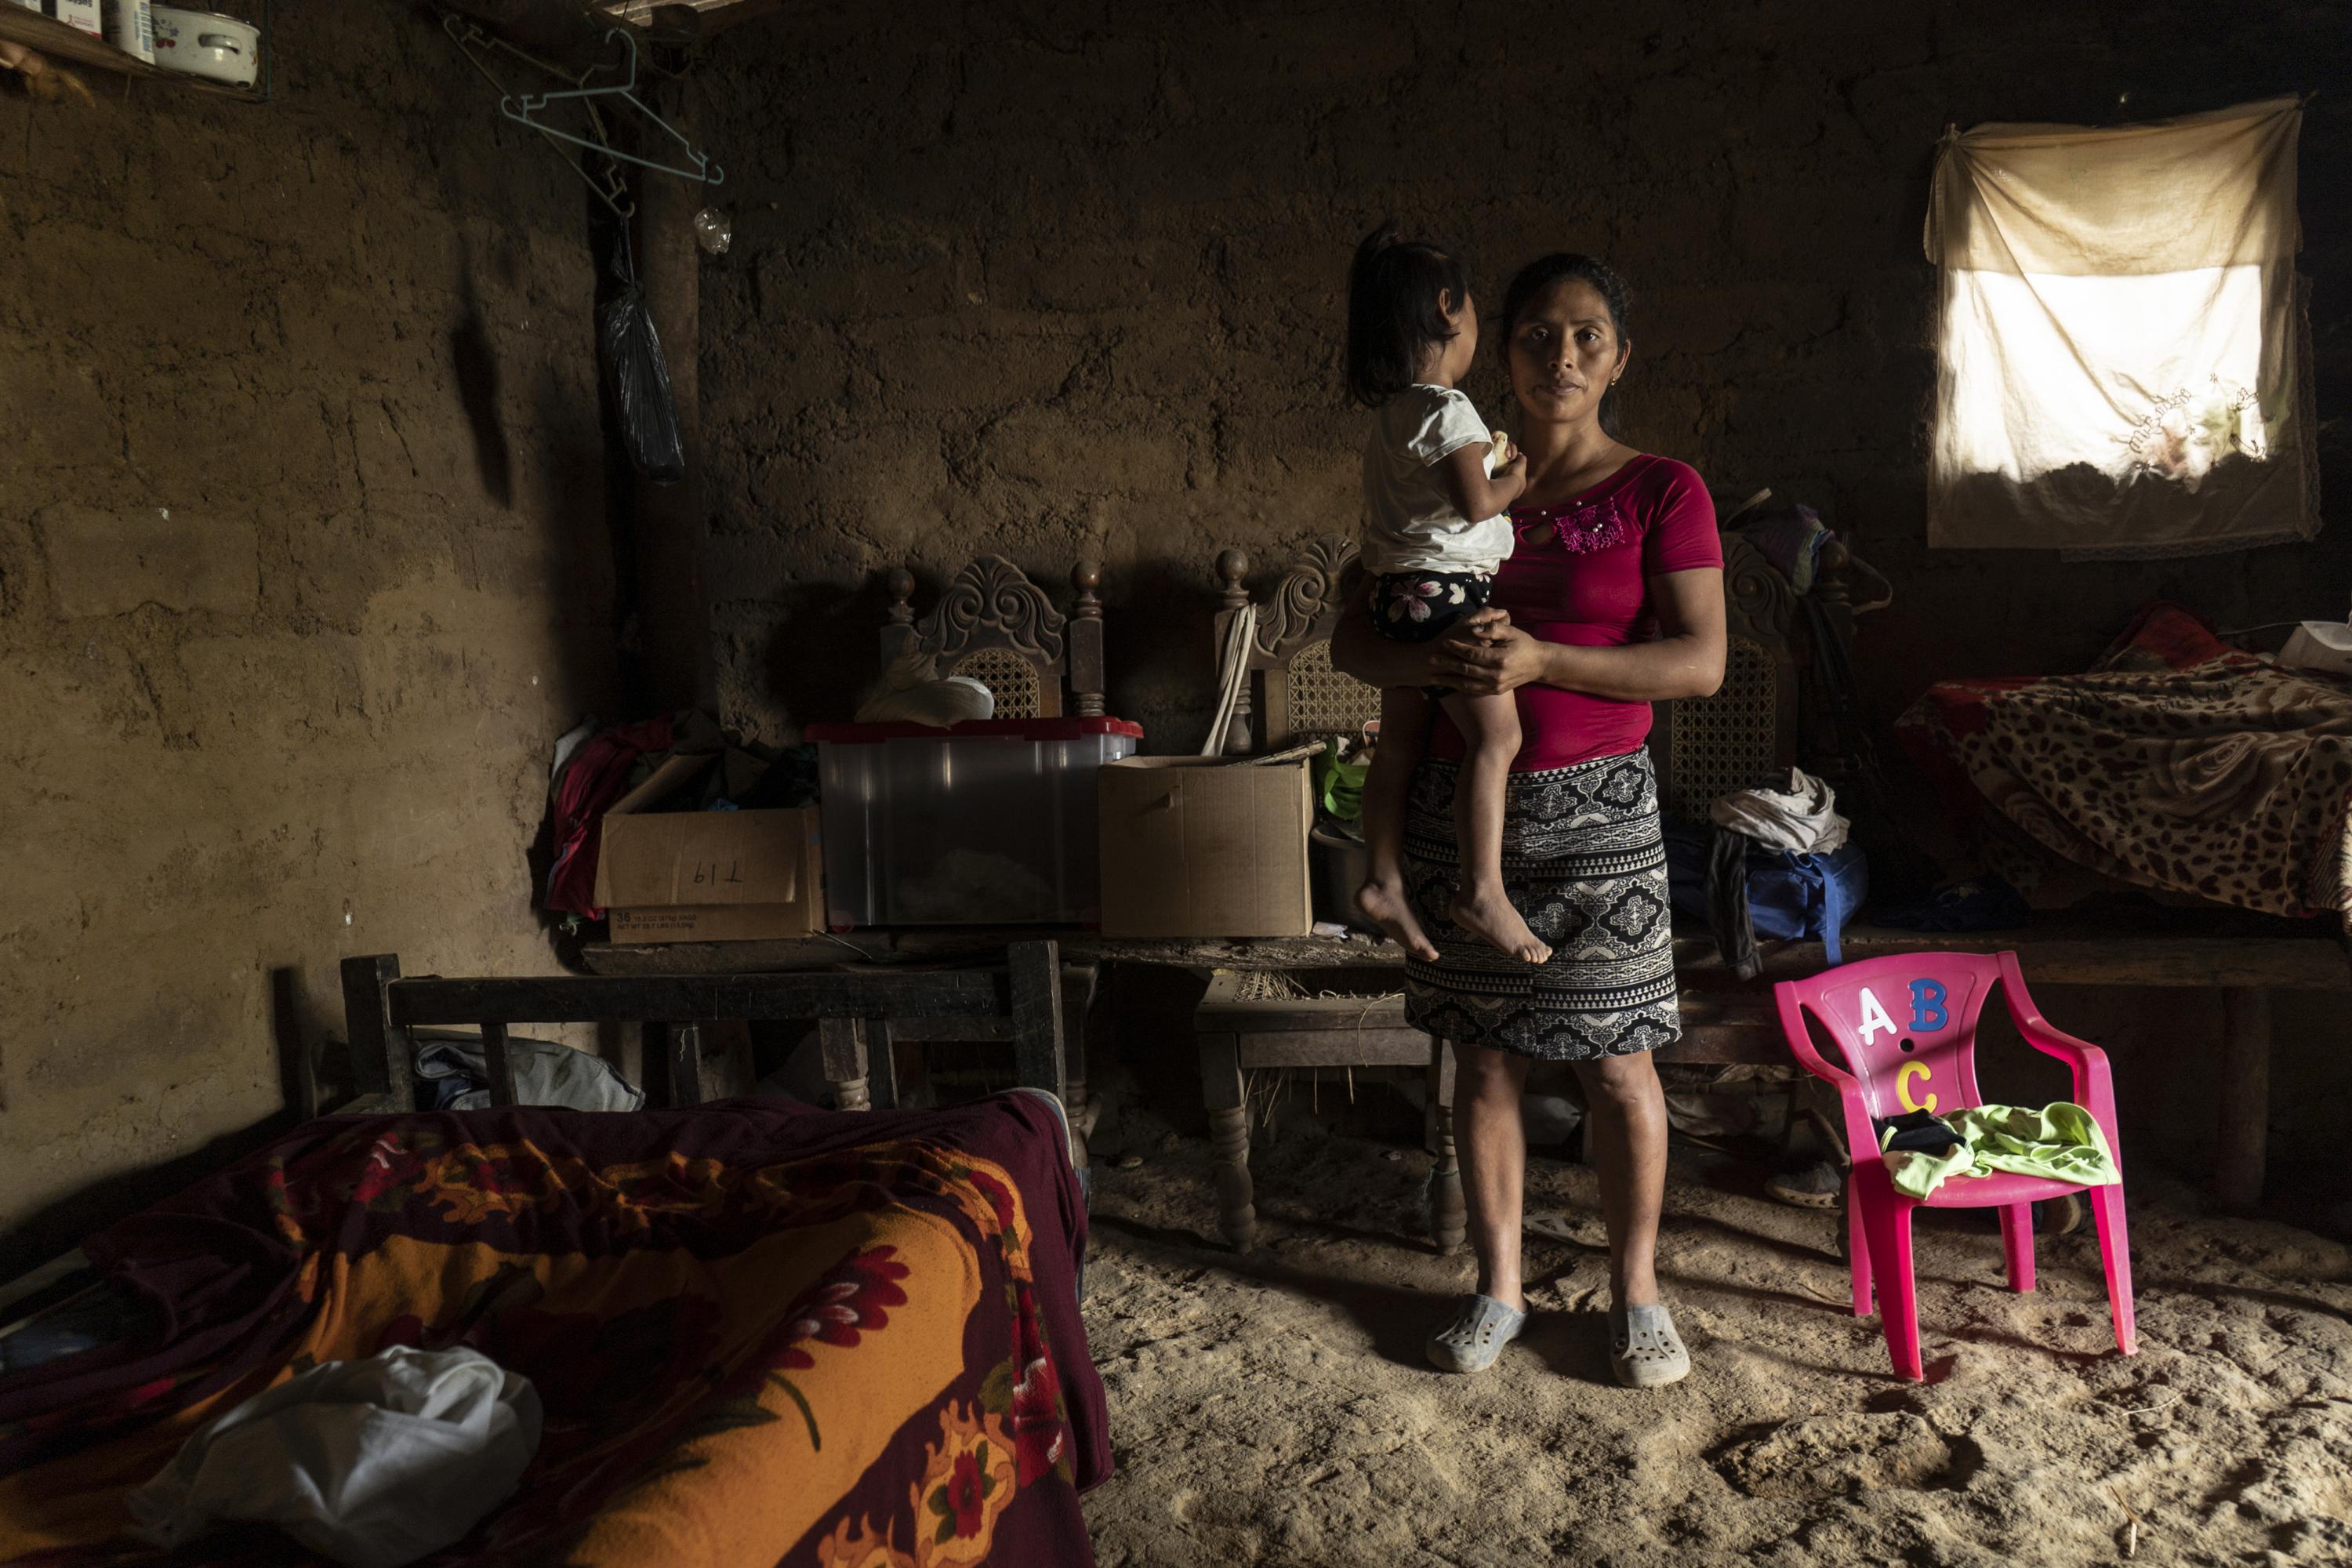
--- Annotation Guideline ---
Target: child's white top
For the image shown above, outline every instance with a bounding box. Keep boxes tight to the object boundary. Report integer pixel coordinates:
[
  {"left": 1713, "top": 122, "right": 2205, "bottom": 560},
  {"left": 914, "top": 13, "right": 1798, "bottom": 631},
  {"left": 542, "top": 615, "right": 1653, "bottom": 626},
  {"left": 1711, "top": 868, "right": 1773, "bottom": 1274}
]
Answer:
[{"left": 1359, "top": 384, "right": 1514, "bottom": 575}]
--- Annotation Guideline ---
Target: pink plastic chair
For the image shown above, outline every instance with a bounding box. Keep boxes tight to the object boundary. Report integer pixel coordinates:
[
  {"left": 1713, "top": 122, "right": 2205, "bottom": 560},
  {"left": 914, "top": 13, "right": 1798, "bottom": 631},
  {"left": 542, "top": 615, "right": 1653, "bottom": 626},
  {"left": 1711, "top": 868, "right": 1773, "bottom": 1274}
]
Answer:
[{"left": 1773, "top": 951, "right": 2136, "bottom": 1381}]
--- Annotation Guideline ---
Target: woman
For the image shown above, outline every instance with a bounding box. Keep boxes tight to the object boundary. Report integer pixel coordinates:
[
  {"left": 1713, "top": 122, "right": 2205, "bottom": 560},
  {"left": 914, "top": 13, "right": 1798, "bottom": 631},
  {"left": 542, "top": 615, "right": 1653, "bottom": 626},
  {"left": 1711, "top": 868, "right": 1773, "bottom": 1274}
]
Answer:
[{"left": 1331, "top": 252, "right": 1726, "bottom": 1388}]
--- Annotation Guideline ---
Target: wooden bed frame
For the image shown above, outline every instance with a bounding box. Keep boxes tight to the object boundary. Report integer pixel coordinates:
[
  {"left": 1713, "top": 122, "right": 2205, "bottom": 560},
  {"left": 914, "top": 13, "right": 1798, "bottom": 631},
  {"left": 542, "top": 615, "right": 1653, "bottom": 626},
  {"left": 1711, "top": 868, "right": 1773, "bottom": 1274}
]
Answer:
[{"left": 339, "top": 941, "right": 1069, "bottom": 1117}]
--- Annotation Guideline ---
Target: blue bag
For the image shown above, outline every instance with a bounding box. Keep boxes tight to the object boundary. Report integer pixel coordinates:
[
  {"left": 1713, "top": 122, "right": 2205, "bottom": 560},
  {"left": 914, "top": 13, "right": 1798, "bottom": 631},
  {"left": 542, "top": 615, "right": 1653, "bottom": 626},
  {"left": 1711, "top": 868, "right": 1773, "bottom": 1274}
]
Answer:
[{"left": 1664, "top": 821, "right": 1870, "bottom": 964}]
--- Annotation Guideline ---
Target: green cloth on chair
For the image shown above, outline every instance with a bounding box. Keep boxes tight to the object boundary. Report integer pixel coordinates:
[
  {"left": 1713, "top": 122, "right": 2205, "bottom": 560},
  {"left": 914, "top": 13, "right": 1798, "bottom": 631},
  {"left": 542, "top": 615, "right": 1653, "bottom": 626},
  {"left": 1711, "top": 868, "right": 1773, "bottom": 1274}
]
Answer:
[{"left": 1880, "top": 1102, "right": 2119, "bottom": 1200}]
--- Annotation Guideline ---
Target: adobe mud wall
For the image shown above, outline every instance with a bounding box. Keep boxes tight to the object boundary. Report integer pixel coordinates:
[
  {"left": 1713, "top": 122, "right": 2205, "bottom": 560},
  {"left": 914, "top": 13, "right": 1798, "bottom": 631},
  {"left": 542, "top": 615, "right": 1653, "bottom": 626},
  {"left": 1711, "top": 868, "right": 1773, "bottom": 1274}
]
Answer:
[
  {"left": 699, "top": 0, "right": 2349, "bottom": 741},
  {"left": 696, "top": 0, "right": 2350, "bottom": 1171},
  {"left": 1, "top": 6, "right": 614, "bottom": 1265}
]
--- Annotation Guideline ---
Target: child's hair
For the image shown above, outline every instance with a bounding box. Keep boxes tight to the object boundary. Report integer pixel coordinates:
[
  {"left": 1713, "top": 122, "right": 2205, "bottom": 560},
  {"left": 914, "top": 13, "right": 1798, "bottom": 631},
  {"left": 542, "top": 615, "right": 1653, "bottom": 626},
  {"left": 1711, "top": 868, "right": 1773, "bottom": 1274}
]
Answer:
[
  {"left": 1500, "top": 252, "right": 1635, "bottom": 437},
  {"left": 1345, "top": 223, "right": 1472, "bottom": 408}
]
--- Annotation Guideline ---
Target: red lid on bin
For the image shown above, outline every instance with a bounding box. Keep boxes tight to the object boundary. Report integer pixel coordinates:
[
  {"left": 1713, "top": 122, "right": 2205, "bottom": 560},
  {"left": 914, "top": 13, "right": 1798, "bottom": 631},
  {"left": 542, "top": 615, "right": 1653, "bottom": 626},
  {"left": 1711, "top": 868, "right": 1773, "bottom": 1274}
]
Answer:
[{"left": 805, "top": 717, "right": 1144, "bottom": 742}]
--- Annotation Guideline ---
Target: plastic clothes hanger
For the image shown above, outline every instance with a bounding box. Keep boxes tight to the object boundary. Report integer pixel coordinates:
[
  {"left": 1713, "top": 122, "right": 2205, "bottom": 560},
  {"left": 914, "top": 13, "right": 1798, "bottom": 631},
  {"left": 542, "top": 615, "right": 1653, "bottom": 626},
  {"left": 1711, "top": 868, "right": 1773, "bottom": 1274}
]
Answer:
[
  {"left": 444, "top": 13, "right": 636, "bottom": 220},
  {"left": 496, "top": 26, "right": 725, "bottom": 189}
]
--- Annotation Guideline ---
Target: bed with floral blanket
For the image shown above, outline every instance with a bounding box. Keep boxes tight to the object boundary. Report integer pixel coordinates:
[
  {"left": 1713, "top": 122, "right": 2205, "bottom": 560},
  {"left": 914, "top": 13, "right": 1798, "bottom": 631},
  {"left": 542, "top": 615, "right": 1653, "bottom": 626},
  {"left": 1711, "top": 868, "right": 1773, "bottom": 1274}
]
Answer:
[
  {"left": 0, "top": 1093, "right": 1109, "bottom": 1567},
  {"left": 1898, "top": 601, "right": 2352, "bottom": 931}
]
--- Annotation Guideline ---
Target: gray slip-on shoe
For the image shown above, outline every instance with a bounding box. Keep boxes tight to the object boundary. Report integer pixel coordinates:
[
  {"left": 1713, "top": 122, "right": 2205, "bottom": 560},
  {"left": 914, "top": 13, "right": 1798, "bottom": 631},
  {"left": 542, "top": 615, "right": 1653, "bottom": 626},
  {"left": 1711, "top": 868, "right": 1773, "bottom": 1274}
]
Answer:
[
  {"left": 1426, "top": 1293, "right": 1526, "bottom": 1374},
  {"left": 1609, "top": 1303, "right": 1691, "bottom": 1388}
]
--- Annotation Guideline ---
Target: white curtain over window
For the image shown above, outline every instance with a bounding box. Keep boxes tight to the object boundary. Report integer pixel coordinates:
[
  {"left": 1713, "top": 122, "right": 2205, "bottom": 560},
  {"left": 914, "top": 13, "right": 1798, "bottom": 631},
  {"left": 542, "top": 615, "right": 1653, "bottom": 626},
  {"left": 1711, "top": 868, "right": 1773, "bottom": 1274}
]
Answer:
[{"left": 1926, "top": 98, "right": 2315, "bottom": 555}]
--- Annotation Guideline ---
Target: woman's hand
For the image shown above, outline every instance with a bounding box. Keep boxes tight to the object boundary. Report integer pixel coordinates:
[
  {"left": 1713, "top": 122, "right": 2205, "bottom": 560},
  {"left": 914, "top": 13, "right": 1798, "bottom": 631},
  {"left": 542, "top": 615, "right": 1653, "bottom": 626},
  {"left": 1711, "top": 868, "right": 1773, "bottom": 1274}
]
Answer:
[
  {"left": 1428, "top": 565, "right": 1726, "bottom": 702},
  {"left": 1430, "top": 612, "right": 1548, "bottom": 696},
  {"left": 1330, "top": 597, "right": 1514, "bottom": 691}
]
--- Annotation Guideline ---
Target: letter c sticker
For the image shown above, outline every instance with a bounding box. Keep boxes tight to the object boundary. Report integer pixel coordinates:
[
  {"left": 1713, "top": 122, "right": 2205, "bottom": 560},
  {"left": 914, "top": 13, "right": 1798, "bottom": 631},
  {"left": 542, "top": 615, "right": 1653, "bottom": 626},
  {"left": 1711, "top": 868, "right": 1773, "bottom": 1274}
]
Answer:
[{"left": 1896, "top": 1060, "right": 1938, "bottom": 1114}]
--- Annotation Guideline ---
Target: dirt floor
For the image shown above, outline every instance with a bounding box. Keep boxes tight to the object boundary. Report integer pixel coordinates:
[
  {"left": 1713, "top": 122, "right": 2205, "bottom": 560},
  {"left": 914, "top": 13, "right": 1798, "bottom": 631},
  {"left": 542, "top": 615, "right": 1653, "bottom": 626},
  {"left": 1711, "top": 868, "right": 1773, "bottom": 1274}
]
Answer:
[{"left": 1075, "top": 1099, "right": 2352, "bottom": 1567}]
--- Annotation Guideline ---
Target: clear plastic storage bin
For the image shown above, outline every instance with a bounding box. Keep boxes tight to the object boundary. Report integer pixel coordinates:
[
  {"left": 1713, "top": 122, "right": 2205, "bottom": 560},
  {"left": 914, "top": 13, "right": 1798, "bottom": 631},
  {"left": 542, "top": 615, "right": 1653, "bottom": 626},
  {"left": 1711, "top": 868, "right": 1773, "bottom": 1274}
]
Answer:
[{"left": 808, "top": 717, "right": 1142, "bottom": 927}]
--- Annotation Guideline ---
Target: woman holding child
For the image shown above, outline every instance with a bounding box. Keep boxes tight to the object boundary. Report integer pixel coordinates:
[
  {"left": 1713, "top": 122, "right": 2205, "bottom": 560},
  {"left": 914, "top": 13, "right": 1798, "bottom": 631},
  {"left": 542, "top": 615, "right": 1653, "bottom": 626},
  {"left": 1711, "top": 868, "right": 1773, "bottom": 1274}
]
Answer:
[{"left": 1333, "top": 242, "right": 1727, "bottom": 1388}]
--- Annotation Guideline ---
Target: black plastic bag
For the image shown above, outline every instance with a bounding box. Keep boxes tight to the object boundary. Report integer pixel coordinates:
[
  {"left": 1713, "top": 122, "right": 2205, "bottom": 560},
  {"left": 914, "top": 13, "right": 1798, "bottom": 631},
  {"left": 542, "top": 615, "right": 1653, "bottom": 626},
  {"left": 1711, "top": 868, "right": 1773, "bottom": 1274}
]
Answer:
[{"left": 597, "top": 233, "right": 685, "bottom": 485}]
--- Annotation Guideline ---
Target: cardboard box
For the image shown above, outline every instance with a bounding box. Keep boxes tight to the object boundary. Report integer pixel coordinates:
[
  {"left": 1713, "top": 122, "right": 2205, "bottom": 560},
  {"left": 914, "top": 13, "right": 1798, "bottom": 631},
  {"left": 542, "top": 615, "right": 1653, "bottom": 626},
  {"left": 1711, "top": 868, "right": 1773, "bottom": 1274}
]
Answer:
[
  {"left": 1098, "top": 756, "right": 1314, "bottom": 938},
  {"left": 596, "top": 806, "right": 823, "bottom": 943}
]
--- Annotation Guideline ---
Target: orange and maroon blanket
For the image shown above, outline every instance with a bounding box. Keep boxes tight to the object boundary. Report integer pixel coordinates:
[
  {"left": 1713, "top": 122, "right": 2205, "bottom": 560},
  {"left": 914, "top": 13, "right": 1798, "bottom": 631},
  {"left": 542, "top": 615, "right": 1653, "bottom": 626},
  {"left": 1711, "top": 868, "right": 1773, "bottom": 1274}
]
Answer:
[{"left": 0, "top": 1094, "right": 1109, "bottom": 1566}]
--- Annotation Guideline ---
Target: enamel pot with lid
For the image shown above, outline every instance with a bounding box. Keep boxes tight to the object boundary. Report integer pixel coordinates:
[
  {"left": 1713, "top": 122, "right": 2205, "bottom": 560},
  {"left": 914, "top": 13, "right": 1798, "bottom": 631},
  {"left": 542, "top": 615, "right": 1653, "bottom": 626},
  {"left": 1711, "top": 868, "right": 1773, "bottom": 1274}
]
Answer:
[{"left": 150, "top": 7, "right": 259, "bottom": 88}]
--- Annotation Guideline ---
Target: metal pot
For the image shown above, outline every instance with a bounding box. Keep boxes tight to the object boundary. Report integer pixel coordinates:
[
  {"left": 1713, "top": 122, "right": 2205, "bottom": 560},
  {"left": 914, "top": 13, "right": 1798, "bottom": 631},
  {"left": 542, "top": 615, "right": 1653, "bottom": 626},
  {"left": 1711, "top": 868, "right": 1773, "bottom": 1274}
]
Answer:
[
  {"left": 149, "top": 6, "right": 258, "bottom": 87},
  {"left": 1309, "top": 824, "right": 1380, "bottom": 934}
]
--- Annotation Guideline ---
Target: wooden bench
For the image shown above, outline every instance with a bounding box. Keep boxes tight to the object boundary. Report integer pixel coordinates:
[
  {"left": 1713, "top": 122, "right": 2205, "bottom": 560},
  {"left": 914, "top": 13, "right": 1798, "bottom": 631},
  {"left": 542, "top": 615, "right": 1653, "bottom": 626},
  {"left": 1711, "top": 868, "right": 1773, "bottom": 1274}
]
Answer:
[{"left": 1192, "top": 972, "right": 1464, "bottom": 1254}]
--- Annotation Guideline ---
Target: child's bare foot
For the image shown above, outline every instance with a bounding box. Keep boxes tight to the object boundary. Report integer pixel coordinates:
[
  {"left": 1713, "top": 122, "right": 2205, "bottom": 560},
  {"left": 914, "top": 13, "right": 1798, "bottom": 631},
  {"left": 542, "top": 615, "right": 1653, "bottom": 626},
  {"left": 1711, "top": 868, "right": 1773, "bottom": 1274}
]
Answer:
[
  {"left": 1449, "top": 885, "right": 1552, "bottom": 964},
  {"left": 1356, "top": 878, "right": 1437, "bottom": 960}
]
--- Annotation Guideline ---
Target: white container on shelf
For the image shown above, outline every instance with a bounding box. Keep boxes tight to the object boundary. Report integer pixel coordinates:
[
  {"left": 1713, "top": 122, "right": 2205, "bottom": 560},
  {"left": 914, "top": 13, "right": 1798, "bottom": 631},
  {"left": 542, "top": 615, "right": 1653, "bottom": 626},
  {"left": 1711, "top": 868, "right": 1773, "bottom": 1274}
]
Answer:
[
  {"left": 49, "top": 0, "right": 103, "bottom": 36},
  {"left": 807, "top": 716, "right": 1142, "bottom": 927},
  {"left": 102, "top": 0, "right": 153, "bottom": 61},
  {"left": 149, "top": 5, "right": 256, "bottom": 86}
]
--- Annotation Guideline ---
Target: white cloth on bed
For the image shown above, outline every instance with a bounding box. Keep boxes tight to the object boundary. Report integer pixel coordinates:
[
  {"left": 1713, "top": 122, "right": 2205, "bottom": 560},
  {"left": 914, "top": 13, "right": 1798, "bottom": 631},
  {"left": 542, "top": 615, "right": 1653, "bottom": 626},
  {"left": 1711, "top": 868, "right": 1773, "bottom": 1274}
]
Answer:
[{"left": 127, "top": 1346, "right": 542, "bottom": 1568}]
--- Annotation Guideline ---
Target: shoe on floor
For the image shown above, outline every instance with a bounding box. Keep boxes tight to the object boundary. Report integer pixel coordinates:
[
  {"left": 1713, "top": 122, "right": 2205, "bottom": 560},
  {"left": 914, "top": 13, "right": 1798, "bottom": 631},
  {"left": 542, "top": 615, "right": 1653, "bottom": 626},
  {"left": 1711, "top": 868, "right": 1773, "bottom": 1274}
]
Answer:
[
  {"left": 2035, "top": 1193, "right": 2085, "bottom": 1236},
  {"left": 1426, "top": 1293, "right": 1525, "bottom": 1374},
  {"left": 1766, "top": 1160, "right": 1843, "bottom": 1210},
  {"left": 1609, "top": 1303, "right": 1691, "bottom": 1388}
]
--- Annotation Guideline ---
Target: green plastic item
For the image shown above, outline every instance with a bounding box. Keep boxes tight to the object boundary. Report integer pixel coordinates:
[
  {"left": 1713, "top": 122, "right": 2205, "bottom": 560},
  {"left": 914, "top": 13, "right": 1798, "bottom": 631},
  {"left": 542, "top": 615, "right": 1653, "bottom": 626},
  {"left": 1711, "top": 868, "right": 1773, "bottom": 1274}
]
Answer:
[{"left": 1318, "top": 747, "right": 1368, "bottom": 824}]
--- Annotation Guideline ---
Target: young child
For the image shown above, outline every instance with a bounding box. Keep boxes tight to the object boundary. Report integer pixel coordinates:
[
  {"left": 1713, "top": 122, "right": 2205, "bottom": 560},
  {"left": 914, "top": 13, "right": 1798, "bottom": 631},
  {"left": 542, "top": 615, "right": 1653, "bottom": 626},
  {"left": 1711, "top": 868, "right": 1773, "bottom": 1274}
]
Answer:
[{"left": 1346, "top": 225, "right": 1552, "bottom": 967}]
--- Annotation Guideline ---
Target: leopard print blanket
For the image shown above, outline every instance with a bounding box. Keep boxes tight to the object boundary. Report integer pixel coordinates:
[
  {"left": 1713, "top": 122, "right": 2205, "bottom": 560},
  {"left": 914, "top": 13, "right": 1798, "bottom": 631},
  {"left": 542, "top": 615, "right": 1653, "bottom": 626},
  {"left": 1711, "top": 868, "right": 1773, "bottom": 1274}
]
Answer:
[{"left": 1899, "top": 604, "right": 2352, "bottom": 930}]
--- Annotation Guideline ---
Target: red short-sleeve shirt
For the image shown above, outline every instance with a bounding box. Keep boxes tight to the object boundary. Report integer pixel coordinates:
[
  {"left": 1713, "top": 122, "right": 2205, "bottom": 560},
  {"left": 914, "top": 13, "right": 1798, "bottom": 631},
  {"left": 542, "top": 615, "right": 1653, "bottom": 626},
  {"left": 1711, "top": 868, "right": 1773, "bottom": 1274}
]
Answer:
[{"left": 1428, "top": 453, "right": 1722, "bottom": 772}]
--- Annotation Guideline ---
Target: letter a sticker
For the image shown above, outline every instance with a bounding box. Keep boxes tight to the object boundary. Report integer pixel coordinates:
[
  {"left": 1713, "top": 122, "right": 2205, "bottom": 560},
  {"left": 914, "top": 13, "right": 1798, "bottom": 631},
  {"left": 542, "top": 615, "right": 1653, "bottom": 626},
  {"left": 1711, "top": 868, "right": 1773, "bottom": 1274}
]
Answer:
[{"left": 1856, "top": 987, "right": 1898, "bottom": 1044}]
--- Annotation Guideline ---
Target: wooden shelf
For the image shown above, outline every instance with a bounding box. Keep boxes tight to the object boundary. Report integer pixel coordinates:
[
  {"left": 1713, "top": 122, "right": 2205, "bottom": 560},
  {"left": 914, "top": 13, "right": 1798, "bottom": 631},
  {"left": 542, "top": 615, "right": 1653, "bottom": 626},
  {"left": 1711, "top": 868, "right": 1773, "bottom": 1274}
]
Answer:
[{"left": 0, "top": 8, "right": 263, "bottom": 100}]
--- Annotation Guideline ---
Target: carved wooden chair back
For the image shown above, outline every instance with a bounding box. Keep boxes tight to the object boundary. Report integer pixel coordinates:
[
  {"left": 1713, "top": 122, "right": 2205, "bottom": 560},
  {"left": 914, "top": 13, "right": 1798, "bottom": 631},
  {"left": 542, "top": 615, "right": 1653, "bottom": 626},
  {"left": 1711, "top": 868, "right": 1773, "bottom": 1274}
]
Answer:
[
  {"left": 1650, "top": 531, "right": 1801, "bottom": 817},
  {"left": 1211, "top": 538, "right": 1384, "bottom": 756},
  {"left": 881, "top": 557, "right": 1107, "bottom": 720}
]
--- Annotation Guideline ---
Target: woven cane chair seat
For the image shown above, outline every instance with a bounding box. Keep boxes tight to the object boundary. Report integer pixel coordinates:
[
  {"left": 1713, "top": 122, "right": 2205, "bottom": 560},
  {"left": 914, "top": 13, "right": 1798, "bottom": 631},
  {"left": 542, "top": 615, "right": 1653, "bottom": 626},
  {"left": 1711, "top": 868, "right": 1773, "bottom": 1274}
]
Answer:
[
  {"left": 952, "top": 647, "right": 1044, "bottom": 720},
  {"left": 1664, "top": 634, "right": 1780, "bottom": 812},
  {"left": 1283, "top": 638, "right": 1382, "bottom": 749}
]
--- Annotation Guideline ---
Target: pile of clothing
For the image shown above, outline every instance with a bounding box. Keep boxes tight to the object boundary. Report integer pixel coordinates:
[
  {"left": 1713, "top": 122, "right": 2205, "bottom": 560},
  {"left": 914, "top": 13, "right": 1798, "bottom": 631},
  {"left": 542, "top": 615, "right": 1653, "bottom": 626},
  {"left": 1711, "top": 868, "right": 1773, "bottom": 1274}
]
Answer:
[
  {"left": 1875, "top": 1102, "right": 2119, "bottom": 1200},
  {"left": 412, "top": 1031, "right": 644, "bottom": 1113},
  {"left": 1668, "top": 768, "right": 1870, "bottom": 979}
]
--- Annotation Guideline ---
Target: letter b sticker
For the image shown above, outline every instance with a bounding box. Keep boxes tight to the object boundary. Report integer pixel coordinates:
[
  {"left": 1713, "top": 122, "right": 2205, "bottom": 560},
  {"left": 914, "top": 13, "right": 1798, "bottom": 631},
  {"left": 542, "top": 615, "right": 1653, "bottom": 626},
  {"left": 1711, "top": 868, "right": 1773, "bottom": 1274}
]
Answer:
[{"left": 1907, "top": 979, "right": 1948, "bottom": 1032}]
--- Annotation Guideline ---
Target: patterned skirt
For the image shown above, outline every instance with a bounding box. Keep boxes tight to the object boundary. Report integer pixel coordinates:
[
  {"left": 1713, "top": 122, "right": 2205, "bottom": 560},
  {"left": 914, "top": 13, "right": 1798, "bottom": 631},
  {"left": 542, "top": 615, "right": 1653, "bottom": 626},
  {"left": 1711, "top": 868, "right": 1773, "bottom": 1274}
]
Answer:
[{"left": 1402, "top": 750, "right": 1682, "bottom": 1062}]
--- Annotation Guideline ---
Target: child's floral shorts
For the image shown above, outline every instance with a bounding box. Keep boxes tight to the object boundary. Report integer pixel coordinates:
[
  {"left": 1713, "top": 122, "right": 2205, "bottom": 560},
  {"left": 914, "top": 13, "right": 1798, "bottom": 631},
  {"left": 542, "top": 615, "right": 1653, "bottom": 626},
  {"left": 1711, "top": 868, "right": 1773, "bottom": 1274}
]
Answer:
[{"left": 1370, "top": 569, "right": 1494, "bottom": 644}]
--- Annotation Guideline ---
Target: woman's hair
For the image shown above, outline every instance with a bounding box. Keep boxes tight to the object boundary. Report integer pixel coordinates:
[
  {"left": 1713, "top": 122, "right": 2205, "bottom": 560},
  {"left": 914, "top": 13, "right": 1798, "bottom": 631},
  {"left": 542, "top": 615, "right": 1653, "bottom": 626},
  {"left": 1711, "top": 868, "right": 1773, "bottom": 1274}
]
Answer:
[
  {"left": 1345, "top": 223, "right": 1472, "bottom": 408},
  {"left": 1499, "top": 252, "right": 1635, "bottom": 437}
]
